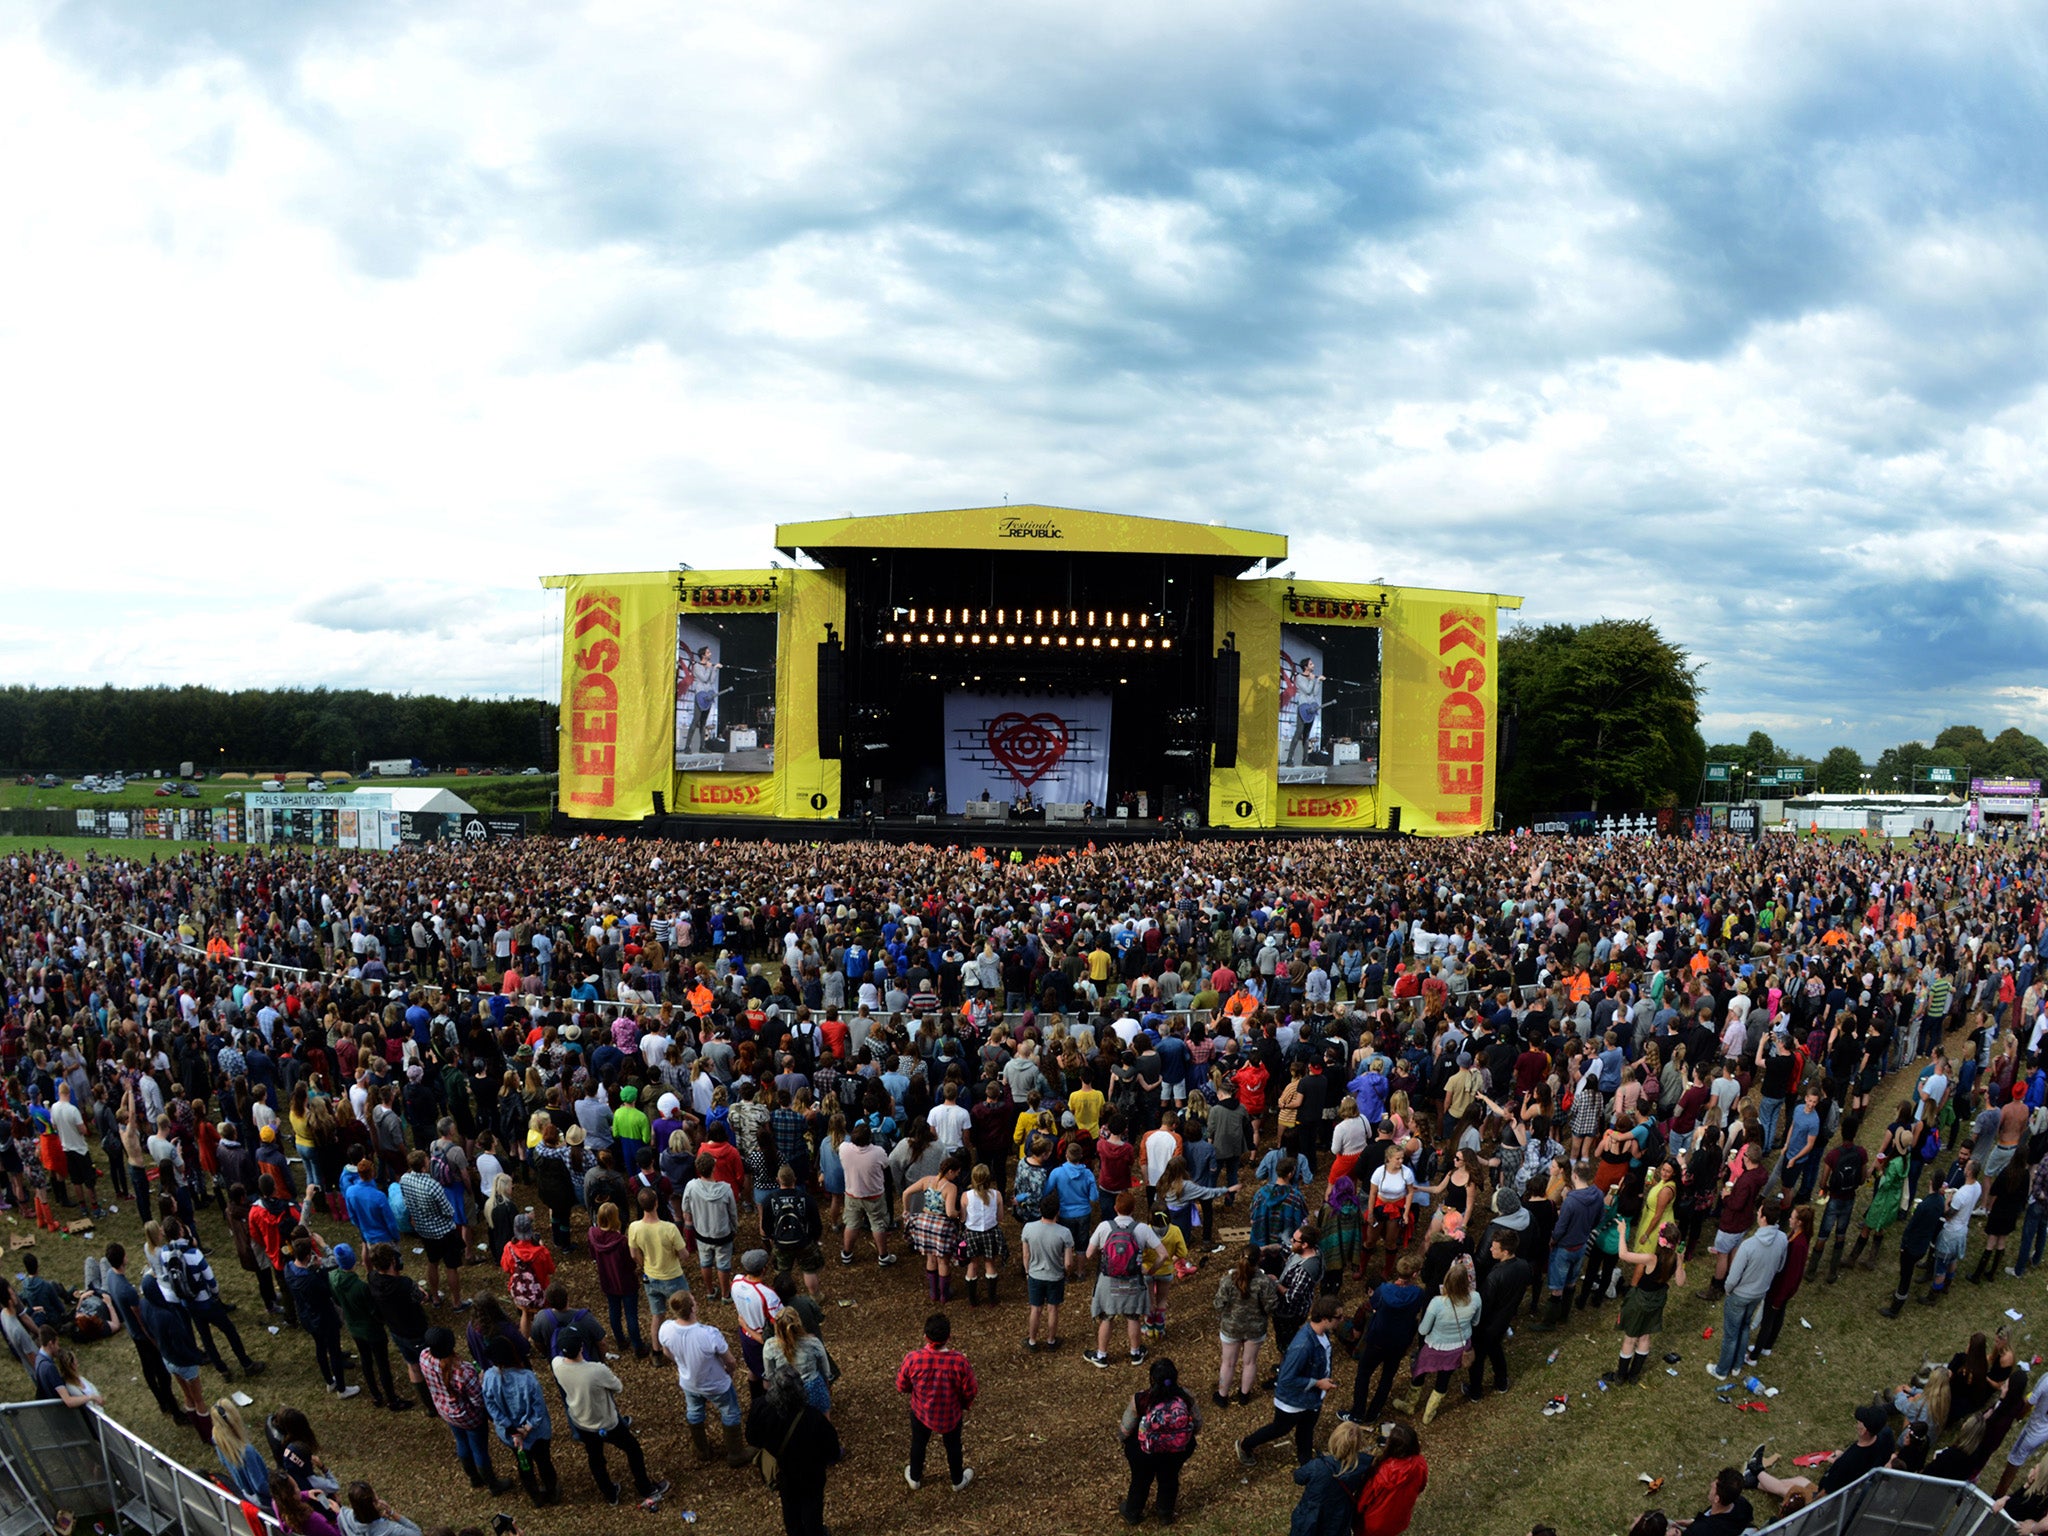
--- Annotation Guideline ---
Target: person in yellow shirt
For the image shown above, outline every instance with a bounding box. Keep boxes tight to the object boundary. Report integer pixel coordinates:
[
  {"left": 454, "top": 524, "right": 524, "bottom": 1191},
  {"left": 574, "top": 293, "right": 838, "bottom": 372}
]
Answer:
[
  {"left": 1142, "top": 1220, "right": 1189, "bottom": 1340},
  {"left": 1089, "top": 945, "right": 1115, "bottom": 985},
  {"left": 1068, "top": 1083, "right": 1106, "bottom": 1137}
]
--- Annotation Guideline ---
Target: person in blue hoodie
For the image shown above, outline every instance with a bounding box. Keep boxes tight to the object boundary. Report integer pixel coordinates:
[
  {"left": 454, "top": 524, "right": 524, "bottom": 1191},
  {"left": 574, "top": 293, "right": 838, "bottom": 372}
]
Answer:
[
  {"left": 344, "top": 1159, "right": 399, "bottom": 1246},
  {"left": 1342, "top": 1253, "right": 1428, "bottom": 1423}
]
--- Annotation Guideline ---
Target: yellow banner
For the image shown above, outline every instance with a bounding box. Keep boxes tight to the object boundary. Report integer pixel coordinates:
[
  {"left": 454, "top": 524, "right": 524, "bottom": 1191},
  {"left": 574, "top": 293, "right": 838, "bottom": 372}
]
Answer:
[
  {"left": 769, "top": 568, "right": 844, "bottom": 819},
  {"left": 672, "top": 773, "right": 776, "bottom": 814},
  {"left": 1380, "top": 590, "right": 1497, "bottom": 835},
  {"left": 1276, "top": 786, "right": 1380, "bottom": 828},
  {"left": 1208, "top": 577, "right": 1280, "bottom": 827},
  {"left": 558, "top": 573, "right": 675, "bottom": 821}
]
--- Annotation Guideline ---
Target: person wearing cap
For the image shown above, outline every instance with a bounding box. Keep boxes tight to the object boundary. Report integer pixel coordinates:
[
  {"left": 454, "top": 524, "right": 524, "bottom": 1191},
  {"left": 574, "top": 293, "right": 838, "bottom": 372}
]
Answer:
[
  {"left": 1741, "top": 1402, "right": 1895, "bottom": 1506},
  {"left": 612, "top": 1086, "right": 650, "bottom": 1177},
  {"left": 330, "top": 1242, "right": 408, "bottom": 1413},
  {"left": 552, "top": 1320, "right": 669, "bottom": 1507}
]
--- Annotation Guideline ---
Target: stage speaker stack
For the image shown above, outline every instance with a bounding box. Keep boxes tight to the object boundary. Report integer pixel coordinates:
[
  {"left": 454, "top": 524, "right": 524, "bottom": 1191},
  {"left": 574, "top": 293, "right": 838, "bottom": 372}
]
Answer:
[
  {"left": 817, "top": 638, "right": 844, "bottom": 759},
  {"left": 1211, "top": 645, "right": 1240, "bottom": 769}
]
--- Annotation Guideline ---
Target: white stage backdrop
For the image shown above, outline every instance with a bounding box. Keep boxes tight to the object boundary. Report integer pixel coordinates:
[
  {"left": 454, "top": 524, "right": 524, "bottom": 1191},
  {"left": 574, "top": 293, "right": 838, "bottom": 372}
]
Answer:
[{"left": 944, "top": 693, "right": 1111, "bottom": 809}]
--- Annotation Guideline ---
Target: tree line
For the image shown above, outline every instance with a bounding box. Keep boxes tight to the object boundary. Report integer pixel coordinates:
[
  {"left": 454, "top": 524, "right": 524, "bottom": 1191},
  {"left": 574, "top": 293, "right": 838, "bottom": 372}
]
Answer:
[
  {"left": 1704, "top": 724, "right": 2048, "bottom": 796},
  {"left": 0, "top": 686, "right": 553, "bottom": 774}
]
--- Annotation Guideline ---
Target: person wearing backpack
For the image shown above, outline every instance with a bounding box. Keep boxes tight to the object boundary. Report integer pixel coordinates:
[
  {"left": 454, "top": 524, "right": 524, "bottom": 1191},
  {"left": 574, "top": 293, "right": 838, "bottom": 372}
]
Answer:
[
  {"left": 1118, "top": 1355, "right": 1201, "bottom": 1524},
  {"left": 1085, "top": 1191, "right": 1167, "bottom": 1369},
  {"left": 765, "top": 1166, "right": 826, "bottom": 1299},
  {"left": 500, "top": 1214, "right": 556, "bottom": 1337}
]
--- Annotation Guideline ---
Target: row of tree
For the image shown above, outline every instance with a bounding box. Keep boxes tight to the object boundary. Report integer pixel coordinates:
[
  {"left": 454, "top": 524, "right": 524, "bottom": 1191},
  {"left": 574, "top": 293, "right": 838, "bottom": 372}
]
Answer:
[
  {"left": 0, "top": 686, "right": 554, "bottom": 774},
  {"left": 1705, "top": 724, "right": 2048, "bottom": 795}
]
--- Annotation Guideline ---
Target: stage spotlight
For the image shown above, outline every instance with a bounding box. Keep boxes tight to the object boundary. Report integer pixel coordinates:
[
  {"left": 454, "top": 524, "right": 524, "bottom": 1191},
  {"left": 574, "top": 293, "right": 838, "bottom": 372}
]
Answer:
[
  {"left": 1143, "top": 637, "right": 1154, "bottom": 649},
  {"left": 1057, "top": 635, "right": 1069, "bottom": 647},
  {"left": 998, "top": 609, "right": 1006, "bottom": 624},
  {"left": 1022, "top": 635, "right": 1034, "bottom": 645},
  {"left": 918, "top": 633, "right": 930, "bottom": 644},
  {"left": 970, "top": 634, "right": 982, "bottom": 645},
  {"left": 945, "top": 608, "right": 954, "bottom": 624},
  {"left": 1004, "top": 634, "right": 1016, "bottom": 645},
  {"left": 885, "top": 632, "right": 896, "bottom": 643},
  {"left": 979, "top": 609, "right": 987, "bottom": 624},
  {"left": 953, "top": 632, "right": 965, "bottom": 644},
  {"left": 1109, "top": 636, "right": 1121, "bottom": 648},
  {"left": 1087, "top": 610, "right": 1096, "bottom": 626},
  {"left": 1069, "top": 610, "right": 1078, "bottom": 625},
  {"left": 1035, "top": 608, "right": 1044, "bottom": 625},
  {"left": 1139, "top": 613, "right": 1149, "bottom": 628},
  {"left": 1090, "top": 636, "right": 1102, "bottom": 648},
  {"left": 1161, "top": 638, "right": 1172, "bottom": 649}
]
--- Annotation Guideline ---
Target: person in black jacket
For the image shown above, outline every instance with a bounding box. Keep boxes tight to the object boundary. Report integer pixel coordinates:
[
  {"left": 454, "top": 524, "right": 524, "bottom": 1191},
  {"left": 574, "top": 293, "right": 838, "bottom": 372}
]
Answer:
[
  {"left": 1467, "top": 1234, "right": 1532, "bottom": 1398},
  {"left": 745, "top": 1364, "right": 842, "bottom": 1536},
  {"left": 136, "top": 1275, "right": 211, "bottom": 1433},
  {"left": 1882, "top": 1188, "right": 1950, "bottom": 1318},
  {"left": 282, "top": 1237, "right": 358, "bottom": 1399}
]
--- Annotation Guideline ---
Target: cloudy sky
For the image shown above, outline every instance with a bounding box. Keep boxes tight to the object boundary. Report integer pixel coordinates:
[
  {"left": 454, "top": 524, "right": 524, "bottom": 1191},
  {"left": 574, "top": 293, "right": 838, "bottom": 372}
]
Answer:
[{"left": 5, "top": 1, "right": 2045, "bottom": 754}]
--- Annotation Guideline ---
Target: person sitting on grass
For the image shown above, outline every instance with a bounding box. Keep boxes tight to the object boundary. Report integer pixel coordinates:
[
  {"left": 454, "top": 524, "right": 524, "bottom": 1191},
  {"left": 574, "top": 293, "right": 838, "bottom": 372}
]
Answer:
[
  {"left": 1669, "top": 1467, "right": 1753, "bottom": 1536},
  {"left": 1739, "top": 1402, "right": 1895, "bottom": 1507}
]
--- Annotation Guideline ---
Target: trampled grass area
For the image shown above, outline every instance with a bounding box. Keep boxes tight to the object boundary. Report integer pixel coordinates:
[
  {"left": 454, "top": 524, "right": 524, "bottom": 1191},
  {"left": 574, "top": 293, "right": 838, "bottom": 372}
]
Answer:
[
  {"left": 0, "top": 772, "right": 555, "bottom": 814},
  {"left": 21, "top": 1060, "right": 2037, "bottom": 1536}
]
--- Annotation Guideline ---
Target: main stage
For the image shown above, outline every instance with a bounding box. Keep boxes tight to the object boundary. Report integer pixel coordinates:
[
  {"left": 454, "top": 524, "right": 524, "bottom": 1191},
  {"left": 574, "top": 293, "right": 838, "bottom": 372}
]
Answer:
[{"left": 545, "top": 504, "right": 1520, "bottom": 838}]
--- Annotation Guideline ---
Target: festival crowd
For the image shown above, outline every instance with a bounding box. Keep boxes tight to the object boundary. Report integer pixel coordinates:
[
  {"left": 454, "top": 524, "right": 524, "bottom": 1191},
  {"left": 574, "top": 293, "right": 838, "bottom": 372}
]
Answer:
[{"left": 6, "top": 825, "right": 2048, "bottom": 1536}]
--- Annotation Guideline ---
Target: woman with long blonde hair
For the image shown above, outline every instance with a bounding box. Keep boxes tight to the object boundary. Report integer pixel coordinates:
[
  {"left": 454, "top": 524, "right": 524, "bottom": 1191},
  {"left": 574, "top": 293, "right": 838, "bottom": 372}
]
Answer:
[
  {"left": 960, "top": 1163, "right": 1008, "bottom": 1303},
  {"left": 211, "top": 1398, "right": 272, "bottom": 1504}
]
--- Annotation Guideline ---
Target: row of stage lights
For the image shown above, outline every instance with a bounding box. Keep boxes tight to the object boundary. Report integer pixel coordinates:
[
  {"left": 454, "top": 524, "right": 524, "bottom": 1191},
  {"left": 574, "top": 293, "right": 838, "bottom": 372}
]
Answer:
[
  {"left": 883, "top": 606, "right": 1172, "bottom": 649},
  {"left": 883, "top": 630, "right": 1171, "bottom": 649}
]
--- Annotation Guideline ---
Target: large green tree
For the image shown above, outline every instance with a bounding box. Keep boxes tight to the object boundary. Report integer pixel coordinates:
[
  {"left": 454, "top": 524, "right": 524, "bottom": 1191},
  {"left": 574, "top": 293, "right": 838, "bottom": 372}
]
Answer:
[
  {"left": 1498, "top": 618, "right": 1705, "bottom": 817},
  {"left": 1816, "top": 745, "right": 1865, "bottom": 792}
]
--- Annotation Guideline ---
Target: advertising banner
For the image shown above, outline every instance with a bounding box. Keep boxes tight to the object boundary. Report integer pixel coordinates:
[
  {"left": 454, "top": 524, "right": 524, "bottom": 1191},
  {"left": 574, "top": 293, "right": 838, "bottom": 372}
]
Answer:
[
  {"left": 943, "top": 693, "right": 1111, "bottom": 811},
  {"left": 1380, "top": 591, "right": 1498, "bottom": 835},
  {"left": 556, "top": 572, "right": 677, "bottom": 820},
  {"left": 1277, "top": 787, "right": 1379, "bottom": 829}
]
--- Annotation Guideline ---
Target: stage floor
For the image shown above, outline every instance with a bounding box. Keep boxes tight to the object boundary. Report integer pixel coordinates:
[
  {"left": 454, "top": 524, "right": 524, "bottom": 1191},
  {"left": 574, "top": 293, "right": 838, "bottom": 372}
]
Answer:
[{"left": 557, "top": 812, "right": 1396, "bottom": 848}]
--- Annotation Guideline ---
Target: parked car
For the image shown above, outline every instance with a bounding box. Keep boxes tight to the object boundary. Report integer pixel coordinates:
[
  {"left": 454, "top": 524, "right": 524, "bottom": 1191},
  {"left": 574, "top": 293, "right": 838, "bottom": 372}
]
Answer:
[
  {"left": 260, "top": 779, "right": 284, "bottom": 792},
  {"left": 223, "top": 790, "right": 243, "bottom": 800},
  {"left": 38, "top": 774, "right": 59, "bottom": 788},
  {"left": 306, "top": 778, "right": 328, "bottom": 791},
  {"left": 180, "top": 784, "right": 201, "bottom": 797},
  {"left": 520, "top": 766, "right": 543, "bottom": 776},
  {"left": 153, "top": 784, "right": 176, "bottom": 796}
]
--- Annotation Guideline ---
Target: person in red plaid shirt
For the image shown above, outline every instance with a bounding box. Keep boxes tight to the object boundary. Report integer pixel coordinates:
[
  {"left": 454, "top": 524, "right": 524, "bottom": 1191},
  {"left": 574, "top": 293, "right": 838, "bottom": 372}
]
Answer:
[
  {"left": 419, "top": 1326, "right": 514, "bottom": 1495},
  {"left": 895, "top": 1312, "right": 978, "bottom": 1493}
]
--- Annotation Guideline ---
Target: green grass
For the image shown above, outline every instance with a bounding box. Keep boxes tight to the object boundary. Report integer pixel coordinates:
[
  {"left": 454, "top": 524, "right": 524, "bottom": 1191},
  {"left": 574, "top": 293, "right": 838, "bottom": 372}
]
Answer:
[
  {"left": 0, "top": 836, "right": 228, "bottom": 858},
  {"left": 1, "top": 772, "right": 555, "bottom": 814}
]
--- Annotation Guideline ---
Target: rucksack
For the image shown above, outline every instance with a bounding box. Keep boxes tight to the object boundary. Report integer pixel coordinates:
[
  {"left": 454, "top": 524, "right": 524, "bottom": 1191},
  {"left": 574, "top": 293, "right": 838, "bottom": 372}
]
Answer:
[
  {"left": 1100, "top": 1223, "right": 1141, "bottom": 1280},
  {"left": 388, "top": 1181, "right": 414, "bottom": 1236},
  {"left": 769, "top": 1194, "right": 808, "bottom": 1249},
  {"left": 166, "top": 1248, "right": 206, "bottom": 1307},
  {"left": 428, "top": 1147, "right": 459, "bottom": 1190},
  {"left": 1828, "top": 1148, "right": 1865, "bottom": 1197},
  {"left": 1137, "top": 1394, "right": 1195, "bottom": 1456},
  {"left": 507, "top": 1252, "right": 546, "bottom": 1310}
]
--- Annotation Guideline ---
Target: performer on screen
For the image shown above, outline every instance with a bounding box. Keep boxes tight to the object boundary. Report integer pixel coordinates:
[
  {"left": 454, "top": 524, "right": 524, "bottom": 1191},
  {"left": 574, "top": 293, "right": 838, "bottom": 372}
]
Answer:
[
  {"left": 682, "top": 644, "right": 721, "bottom": 754},
  {"left": 1285, "top": 656, "right": 1322, "bottom": 765}
]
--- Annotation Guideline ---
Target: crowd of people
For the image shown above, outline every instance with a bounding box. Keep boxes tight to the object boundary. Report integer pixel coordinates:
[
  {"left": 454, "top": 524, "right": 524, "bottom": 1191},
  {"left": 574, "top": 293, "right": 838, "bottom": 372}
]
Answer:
[{"left": 4, "top": 823, "right": 2048, "bottom": 1535}]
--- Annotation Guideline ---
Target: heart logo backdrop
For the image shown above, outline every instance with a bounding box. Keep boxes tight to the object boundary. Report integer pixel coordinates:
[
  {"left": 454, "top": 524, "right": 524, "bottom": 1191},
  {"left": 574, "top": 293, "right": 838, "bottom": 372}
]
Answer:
[
  {"left": 943, "top": 693, "right": 1110, "bottom": 811},
  {"left": 985, "top": 712, "right": 1070, "bottom": 787}
]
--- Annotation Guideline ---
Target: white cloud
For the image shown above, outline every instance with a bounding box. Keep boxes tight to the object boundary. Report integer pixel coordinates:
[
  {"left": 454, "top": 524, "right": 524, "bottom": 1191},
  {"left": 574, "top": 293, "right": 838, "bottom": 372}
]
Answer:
[{"left": 2, "top": 1, "right": 2046, "bottom": 755}]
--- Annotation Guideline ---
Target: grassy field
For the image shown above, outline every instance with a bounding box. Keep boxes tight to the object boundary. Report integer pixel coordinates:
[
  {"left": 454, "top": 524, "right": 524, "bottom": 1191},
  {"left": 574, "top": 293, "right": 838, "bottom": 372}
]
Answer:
[
  {"left": 18, "top": 1058, "right": 2034, "bottom": 1536},
  {"left": 0, "top": 836, "right": 222, "bottom": 858},
  {"left": 1, "top": 772, "right": 555, "bottom": 815}
]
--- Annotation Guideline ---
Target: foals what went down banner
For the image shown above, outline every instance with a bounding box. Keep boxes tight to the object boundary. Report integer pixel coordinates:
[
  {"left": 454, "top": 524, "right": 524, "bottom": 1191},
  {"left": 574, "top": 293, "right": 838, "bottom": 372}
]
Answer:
[
  {"left": 943, "top": 693, "right": 1111, "bottom": 811},
  {"left": 558, "top": 573, "right": 676, "bottom": 821}
]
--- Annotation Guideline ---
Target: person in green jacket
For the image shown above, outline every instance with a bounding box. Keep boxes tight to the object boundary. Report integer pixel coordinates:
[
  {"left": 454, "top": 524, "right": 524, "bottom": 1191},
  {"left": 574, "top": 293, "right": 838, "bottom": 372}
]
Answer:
[
  {"left": 613, "top": 1087, "right": 652, "bottom": 1177},
  {"left": 331, "top": 1244, "right": 410, "bottom": 1414}
]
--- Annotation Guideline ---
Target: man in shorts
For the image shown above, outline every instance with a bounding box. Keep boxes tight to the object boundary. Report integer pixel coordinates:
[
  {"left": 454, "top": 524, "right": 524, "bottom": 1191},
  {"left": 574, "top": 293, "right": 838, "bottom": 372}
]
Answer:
[
  {"left": 628, "top": 1187, "right": 691, "bottom": 1334},
  {"left": 1021, "top": 1192, "right": 1075, "bottom": 1350},
  {"left": 683, "top": 1152, "right": 739, "bottom": 1300},
  {"left": 837, "top": 1122, "right": 898, "bottom": 1267}
]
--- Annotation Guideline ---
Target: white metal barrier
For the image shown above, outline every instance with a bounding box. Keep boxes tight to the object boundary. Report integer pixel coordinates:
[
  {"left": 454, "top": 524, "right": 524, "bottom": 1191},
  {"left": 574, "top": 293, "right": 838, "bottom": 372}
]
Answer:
[{"left": 0, "top": 1400, "right": 283, "bottom": 1536}]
